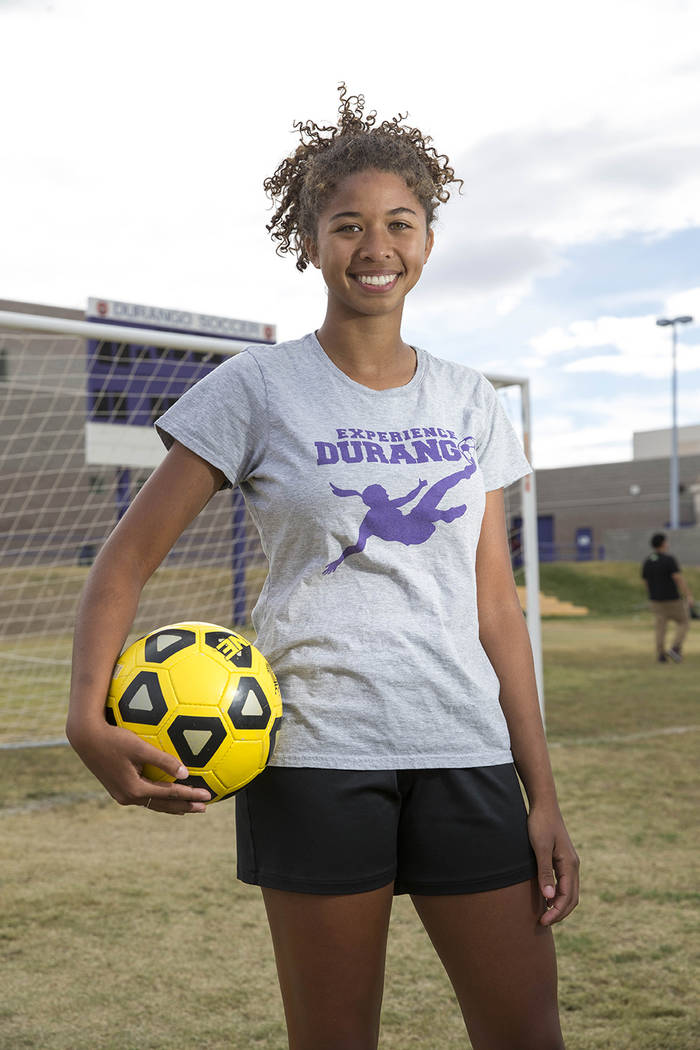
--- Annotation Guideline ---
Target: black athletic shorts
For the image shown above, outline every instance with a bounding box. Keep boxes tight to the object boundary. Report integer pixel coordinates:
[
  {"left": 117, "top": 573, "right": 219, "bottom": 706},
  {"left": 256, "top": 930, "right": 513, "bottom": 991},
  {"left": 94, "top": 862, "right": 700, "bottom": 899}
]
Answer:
[{"left": 235, "top": 763, "right": 537, "bottom": 896}]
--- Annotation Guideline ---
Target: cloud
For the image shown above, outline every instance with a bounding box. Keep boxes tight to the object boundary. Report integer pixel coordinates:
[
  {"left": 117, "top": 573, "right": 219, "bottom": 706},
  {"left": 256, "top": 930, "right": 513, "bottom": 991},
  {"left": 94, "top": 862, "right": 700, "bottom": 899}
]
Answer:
[
  {"left": 525, "top": 292, "right": 700, "bottom": 380},
  {"left": 528, "top": 388, "right": 693, "bottom": 469},
  {"left": 455, "top": 120, "right": 700, "bottom": 244},
  {"left": 402, "top": 114, "right": 700, "bottom": 333}
]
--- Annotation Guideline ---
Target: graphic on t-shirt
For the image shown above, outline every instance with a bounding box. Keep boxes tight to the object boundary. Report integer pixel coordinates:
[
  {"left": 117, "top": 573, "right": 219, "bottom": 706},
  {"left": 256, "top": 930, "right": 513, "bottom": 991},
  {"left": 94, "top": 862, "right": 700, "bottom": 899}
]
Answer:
[{"left": 323, "top": 436, "right": 477, "bottom": 574}]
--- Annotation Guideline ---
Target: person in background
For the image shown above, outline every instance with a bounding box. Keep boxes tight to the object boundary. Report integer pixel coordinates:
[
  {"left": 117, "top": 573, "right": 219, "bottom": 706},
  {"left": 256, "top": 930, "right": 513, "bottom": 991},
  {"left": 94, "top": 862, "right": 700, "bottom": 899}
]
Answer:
[{"left": 641, "top": 532, "right": 694, "bottom": 662}]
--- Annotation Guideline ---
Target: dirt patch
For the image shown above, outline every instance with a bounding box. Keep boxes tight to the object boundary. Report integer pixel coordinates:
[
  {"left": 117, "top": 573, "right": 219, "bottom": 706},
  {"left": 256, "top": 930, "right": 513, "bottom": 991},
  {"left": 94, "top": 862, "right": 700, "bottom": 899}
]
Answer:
[{"left": 516, "top": 586, "right": 588, "bottom": 616}]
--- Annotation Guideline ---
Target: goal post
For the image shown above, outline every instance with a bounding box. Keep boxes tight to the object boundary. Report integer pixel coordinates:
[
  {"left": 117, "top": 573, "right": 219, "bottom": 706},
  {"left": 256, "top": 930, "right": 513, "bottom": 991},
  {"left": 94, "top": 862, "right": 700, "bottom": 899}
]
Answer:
[
  {"left": 490, "top": 374, "right": 544, "bottom": 717},
  {"left": 0, "top": 308, "right": 542, "bottom": 748}
]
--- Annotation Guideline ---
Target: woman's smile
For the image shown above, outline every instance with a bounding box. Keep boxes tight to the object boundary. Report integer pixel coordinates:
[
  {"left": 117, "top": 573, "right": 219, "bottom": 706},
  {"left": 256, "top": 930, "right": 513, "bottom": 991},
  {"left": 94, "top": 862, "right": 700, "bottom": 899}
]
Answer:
[{"left": 350, "top": 271, "right": 402, "bottom": 292}]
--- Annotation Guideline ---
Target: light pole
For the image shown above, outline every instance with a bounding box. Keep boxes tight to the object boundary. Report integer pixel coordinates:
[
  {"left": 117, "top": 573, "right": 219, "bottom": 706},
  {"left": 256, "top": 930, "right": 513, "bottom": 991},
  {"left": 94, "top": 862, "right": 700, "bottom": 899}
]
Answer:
[{"left": 656, "top": 315, "right": 694, "bottom": 530}]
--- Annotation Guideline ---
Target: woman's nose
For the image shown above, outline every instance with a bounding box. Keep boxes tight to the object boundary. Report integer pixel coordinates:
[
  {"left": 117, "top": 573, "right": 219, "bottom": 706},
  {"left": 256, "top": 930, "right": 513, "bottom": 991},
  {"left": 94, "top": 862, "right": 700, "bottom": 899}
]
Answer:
[{"left": 358, "top": 227, "right": 393, "bottom": 260}]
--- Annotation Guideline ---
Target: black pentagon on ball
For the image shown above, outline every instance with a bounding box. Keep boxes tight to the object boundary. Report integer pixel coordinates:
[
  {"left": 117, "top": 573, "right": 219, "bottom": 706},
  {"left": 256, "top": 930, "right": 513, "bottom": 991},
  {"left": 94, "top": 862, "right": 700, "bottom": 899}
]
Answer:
[
  {"left": 118, "top": 670, "right": 169, "bottom": 726},
  {"left": 204, "top": 630, "right": 253, "bottom": 669},
  {"left": 178, "top": 773, "right": 217, "bottom": 800},
  {"left": 227, "top": 676, "right": 271, "bottom": 730},
  {"left": 144, "top": 628, "right": 196, "bottom": 664},
  {"left": 167, "top": 714, "right": 227, "bottom": 768}
]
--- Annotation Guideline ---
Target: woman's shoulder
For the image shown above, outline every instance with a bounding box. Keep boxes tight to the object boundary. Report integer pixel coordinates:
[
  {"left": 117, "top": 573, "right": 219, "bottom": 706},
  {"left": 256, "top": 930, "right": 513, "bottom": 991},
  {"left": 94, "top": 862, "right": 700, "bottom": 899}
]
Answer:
[
  {"left": 245, "top": 332, "right": 315, "bottom": 362},
  {"left": 420, "top": 347, "right": 497, "bottom": 400},
  {"left": 231, "top": 332, "right": 317, "bottom": 376},
  {"left": 207, "top": 332, "right": 316, "bottom": 386}
]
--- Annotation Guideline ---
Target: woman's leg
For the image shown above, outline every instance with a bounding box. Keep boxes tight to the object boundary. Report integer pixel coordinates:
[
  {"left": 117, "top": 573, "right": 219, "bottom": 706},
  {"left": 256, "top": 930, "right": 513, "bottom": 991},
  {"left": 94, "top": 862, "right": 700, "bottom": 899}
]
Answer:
[
  {"left": 412, "top": 877, "right": 564, "bottom": 1050},
  {"left": 262, "top": 883, "right": 395, "bottom": 1050}
]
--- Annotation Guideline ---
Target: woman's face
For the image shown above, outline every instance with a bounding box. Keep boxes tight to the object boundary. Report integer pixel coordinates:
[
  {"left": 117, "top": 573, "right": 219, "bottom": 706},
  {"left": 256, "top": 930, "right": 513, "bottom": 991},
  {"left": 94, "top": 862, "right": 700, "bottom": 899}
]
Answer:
[{"left": 306, "top": 169, "right": 434, "bottom": 322}]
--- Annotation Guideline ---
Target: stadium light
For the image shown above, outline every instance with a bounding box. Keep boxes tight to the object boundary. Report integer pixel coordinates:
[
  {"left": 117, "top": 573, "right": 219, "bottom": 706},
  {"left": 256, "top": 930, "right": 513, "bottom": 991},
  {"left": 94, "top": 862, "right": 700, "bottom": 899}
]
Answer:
[{"left": 655, "top": 314, "right": 694, "bottom": 530}]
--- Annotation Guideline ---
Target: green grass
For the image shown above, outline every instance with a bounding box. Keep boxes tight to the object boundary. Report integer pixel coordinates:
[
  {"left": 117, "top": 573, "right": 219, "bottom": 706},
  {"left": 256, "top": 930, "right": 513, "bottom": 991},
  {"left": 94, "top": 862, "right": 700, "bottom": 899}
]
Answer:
[
  {"left": 515, "top": 560, "right": 700, "bottom": 618},
  {"left": 542, "top": 617, "right": 700, "bottom": 740},
  {"left": 2, "top": 607, "right": 699, "bottom": 1049}
]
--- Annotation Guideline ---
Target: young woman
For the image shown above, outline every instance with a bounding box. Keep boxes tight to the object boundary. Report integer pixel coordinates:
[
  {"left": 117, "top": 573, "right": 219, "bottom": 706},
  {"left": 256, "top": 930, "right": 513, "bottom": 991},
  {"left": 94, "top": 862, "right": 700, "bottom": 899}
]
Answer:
[{"left": 67, "top": 87, "right": 579, "bottom": 1050}]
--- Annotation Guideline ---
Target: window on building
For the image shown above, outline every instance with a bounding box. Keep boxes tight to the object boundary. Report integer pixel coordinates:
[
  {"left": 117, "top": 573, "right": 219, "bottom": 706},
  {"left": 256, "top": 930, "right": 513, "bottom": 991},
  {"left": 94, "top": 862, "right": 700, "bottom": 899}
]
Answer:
[
  {"left": 93, "top": 393, "right": 129, "bottom": 422},
  {"left": 95, "top": 341, "right": 133, "bottom": 366}
]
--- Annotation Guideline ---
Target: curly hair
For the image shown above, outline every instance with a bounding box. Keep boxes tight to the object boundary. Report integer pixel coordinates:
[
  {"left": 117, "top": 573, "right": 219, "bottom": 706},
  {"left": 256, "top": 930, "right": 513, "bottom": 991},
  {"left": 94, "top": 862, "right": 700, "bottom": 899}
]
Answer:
[{"left": 264, "top": 84, "right": 463, "bottom": 272}]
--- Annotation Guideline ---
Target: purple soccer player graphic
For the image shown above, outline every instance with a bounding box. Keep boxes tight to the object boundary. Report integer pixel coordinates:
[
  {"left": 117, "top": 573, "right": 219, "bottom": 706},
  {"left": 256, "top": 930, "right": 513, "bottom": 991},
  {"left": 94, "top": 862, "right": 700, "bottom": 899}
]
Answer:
[{"left": 323, "top": 436, "right": 478, "bottom": 574}]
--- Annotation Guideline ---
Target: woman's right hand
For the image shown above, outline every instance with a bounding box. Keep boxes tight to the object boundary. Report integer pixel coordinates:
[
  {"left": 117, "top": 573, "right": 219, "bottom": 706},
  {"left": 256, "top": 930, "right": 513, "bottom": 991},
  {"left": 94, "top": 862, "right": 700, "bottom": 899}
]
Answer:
[{"left": 68, "top": 719, "right": 211, "bottom": 814}]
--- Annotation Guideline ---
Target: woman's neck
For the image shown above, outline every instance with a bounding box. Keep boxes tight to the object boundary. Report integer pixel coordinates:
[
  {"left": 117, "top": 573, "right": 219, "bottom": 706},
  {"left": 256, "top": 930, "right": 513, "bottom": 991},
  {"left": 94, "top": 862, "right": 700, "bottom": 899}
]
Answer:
[{"left": 315, "top": 314, "right": 416, "bottom": 391}]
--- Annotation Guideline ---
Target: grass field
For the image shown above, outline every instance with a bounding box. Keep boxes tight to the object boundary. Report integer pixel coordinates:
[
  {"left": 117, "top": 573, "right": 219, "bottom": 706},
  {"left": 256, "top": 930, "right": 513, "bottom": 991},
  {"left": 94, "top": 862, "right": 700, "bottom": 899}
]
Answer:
[
  {"left": 2, "top": 567, "right": 700, "bottom": 1049},
  {"left": 0, "top": 563, "right": 269, "bottom": 747}
]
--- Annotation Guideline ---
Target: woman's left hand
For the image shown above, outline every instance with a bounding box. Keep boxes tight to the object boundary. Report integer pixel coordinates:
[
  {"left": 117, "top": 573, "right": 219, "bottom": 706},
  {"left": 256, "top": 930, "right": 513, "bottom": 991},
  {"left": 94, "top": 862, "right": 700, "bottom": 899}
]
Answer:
[{"left": 527, "top": 802, "right": 580, "bottom": 926}]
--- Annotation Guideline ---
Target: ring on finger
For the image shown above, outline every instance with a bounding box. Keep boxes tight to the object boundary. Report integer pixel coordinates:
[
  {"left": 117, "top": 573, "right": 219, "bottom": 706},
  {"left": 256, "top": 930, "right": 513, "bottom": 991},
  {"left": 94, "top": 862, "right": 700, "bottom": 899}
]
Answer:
[{"left": 145, "top": 797, "right": 152, "bottom": 809}]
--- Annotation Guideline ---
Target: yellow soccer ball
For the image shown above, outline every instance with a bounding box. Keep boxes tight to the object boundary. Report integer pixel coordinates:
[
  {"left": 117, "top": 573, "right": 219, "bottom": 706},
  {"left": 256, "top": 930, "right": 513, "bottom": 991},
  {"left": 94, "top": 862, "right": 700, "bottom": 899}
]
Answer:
[{"left": 106, "top": 622, "right": 282, "bottom": 802}]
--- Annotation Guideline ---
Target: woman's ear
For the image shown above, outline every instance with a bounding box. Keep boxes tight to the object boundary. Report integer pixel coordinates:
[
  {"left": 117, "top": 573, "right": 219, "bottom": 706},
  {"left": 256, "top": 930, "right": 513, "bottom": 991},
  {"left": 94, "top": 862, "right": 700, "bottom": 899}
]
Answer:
[
  {"left": 305, "top": 237, "right": 321, "bottom": 269},
  {"left": 424, "top": 226, "right": 435, "bottom": 263}
]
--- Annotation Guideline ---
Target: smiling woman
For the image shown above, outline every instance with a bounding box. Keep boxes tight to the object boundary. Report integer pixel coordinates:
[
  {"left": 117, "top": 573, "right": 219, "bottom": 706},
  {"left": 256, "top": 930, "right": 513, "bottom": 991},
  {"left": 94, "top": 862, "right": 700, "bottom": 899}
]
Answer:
[{"left": 67, "top": 81, "right": 578, "bottom": 1050}]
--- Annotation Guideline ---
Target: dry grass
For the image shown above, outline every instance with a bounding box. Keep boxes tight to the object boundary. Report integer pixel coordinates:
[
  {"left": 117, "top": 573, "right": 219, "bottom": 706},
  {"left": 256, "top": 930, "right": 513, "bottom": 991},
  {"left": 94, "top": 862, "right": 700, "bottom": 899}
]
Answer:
[
  {"left": 1, "top": 616, "right": 699, "bottom": 1049},
  {"left": 0, "top": 562, "right": 266, "bottom": 747}
]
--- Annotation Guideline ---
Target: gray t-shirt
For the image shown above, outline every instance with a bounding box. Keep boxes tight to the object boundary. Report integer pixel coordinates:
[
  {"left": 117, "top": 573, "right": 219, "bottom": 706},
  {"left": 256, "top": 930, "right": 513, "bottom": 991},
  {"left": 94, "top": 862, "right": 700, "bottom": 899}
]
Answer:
[{"left": 156, "top": 331, "right": 531, "bottom": 770}]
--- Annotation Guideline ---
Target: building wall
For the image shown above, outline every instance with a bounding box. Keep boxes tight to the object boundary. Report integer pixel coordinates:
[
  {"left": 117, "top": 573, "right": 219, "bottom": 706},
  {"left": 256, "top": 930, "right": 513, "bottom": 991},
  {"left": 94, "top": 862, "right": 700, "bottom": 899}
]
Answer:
[
  {"left": 633, "top": 423, "right": 700, "bottom": 460},
  {"left": 602, "top": 526, "right": 700, "bottom": 564},
  {"left": 508, "top": 455, "right": 700, "bottom": 564}
]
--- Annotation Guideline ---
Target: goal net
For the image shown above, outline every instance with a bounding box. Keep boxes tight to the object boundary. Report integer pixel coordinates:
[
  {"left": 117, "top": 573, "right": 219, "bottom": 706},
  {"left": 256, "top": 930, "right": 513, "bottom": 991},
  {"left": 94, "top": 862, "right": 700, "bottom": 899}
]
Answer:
[{"left": 0, "top": 308, "right": 541, "bottom": 749}]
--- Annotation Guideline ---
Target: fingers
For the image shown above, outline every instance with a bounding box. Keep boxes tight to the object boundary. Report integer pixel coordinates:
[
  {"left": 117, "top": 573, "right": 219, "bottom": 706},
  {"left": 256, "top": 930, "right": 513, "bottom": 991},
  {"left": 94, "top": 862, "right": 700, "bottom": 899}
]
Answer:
[
  {"left": 132, "top": 755, "right": 211, "bottom": 814},
  {"left": 536, "top": 850, "right": 556, "bottom": 903},
  {"left": 110, "top": 731, "right": 211, "bottom": 813},
  {"left": 119, "top": 776, "right": 211, "bottom": 813},
  {"left": 539, "top": 869, "right": 579, "bottom": 926},
  {"left": 139, "top": 746, "right": 190, "bottom": 783},
  {"left": 140, "top": 782, "right": 211, "bottom": 815},
  {"left": 528, "top": 807, "right": 580, "bottom": 926},
  {"left": 538, "top": 847, "right": 580, "bottom": 927}
]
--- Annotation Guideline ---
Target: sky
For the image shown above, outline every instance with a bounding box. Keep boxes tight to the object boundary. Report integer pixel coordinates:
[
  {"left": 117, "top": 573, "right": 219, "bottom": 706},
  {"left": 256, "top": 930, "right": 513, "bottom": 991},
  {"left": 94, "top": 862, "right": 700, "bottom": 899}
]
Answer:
[{"left": 1, "top": 0, "right": 699, "bottom": 469}]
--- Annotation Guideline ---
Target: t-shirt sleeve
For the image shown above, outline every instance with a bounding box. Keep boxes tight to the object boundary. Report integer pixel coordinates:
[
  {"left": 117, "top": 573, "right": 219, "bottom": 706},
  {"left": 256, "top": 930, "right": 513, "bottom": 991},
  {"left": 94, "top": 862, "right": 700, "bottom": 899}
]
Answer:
[
  {"left": 474, "top": 376, "right": 532, "bottom": 491},
  {"left": 155, "top": 349, "right": 267, "bottom": 488}
]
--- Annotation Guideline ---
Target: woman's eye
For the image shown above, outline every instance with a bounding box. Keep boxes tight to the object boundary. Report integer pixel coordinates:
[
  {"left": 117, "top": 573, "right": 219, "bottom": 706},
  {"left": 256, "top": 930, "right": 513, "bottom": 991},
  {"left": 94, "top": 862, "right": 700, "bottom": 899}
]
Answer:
[
  {"left": 390, "top": 221, "right": 411, "bottom": 230},
  {"left": 337, "top": 224, "right": 361, "bottom": 233}
]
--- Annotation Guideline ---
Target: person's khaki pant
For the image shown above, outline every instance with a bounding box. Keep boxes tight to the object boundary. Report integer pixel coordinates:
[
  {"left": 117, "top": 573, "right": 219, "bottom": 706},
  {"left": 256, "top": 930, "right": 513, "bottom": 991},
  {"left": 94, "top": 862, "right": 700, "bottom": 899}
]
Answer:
[{"left": 649, "top": 599, "right": 689, "bottom": 657}]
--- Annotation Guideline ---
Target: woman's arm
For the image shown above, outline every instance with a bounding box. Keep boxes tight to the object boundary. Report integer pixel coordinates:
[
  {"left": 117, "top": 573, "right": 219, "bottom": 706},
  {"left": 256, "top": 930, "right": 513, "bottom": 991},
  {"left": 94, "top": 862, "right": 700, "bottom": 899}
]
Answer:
[
  {"left": 476, "top": 488, "right": 579, "bottom": 925},
  {"left": 67, "top": 441, "right": 225, "bottom": 815}
]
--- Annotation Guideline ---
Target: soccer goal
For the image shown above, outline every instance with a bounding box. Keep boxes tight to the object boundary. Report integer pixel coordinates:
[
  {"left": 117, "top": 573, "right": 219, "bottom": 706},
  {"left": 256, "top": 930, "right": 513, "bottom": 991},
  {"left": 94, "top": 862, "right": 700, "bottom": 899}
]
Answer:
[{"left": 0, "top": 307, "right": 542, "bottom": 749}]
